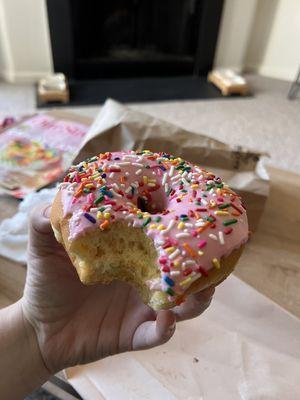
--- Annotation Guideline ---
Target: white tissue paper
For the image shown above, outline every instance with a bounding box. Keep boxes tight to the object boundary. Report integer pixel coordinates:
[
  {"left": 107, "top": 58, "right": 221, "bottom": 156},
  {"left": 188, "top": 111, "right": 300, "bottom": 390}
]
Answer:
[
  {"left": 0, "top": 187, "right": 57, "bottom": 263},
  {"left": 66, "top": 276, "right": 300, "bottom": 400}
]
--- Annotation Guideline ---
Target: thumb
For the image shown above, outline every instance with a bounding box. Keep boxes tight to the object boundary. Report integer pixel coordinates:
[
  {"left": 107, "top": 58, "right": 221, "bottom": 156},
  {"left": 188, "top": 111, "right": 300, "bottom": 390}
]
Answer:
[
  {"left": 28, "top": 203, "right": 57, "bottom": 257},
  {"left": 132, "top": 310, "right": 176, "bottom": 351}
]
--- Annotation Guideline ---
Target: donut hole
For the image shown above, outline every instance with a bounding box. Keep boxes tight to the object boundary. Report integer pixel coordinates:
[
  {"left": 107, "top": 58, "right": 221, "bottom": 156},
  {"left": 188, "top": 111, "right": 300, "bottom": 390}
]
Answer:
[{"left": 136, "top": 189, "right": 167, "bottom": 215}]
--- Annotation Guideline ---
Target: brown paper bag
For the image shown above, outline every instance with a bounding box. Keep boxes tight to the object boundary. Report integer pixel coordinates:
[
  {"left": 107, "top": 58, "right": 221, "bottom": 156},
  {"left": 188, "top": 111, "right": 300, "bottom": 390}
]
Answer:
[{"left": 75, "top": 99, "right": 269, "bottom": 232}]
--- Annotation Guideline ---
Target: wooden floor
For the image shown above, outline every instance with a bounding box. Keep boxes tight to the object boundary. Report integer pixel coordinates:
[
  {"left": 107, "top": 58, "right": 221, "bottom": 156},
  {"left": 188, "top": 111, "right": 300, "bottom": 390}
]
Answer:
[
  {"left": 235, "top": 167, "right": 300, "bottom": 317},
  {"left": 0, "top": 166, "right": 300, "bottom": 317}
]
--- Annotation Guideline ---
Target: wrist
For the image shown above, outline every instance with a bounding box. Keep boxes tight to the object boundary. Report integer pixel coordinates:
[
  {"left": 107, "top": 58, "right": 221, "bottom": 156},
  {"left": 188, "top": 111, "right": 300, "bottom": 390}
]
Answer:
[
  {"left": 0, "top": 301, "right": 50, "bottom": 399},
  {"left": 20, "top": 300, "right": 51, "bottom": 382}
]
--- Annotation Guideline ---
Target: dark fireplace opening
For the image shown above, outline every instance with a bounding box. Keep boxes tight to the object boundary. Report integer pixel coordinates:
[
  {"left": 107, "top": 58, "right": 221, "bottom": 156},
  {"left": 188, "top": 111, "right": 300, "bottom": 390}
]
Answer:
[
  {"left": 71, "top": 0, "right": 202, "bottom": 79},
  {"left": 44, "top": 0, "right": 225, "bottom": 106},
  {"left": 47, "top": 0, "right": 224, "bottom": 80}
]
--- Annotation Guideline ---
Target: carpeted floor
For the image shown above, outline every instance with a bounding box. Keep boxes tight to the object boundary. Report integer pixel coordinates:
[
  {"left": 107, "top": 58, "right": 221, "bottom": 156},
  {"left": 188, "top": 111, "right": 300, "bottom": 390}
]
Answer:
[{"left": 0, "top": 75, "right": 299, "bottom": 173}]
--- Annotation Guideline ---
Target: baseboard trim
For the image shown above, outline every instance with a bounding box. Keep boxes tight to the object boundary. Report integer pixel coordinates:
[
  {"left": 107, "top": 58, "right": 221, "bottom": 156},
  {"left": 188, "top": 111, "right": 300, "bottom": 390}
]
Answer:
[
  {"left": 257, "top": 65, "right": 295, "bottom": 82},
  {"left": 0, "top": 69, "right": 14, "bottom": 82},
  {"left": 0, "top": 69, "right": 53, "bottom": 83}
]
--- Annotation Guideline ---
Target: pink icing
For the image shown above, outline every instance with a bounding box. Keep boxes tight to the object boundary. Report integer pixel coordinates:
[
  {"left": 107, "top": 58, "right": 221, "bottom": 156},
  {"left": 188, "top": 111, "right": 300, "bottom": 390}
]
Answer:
[{"left": 58, "top": 150, "right": 248, "bottom": 303}]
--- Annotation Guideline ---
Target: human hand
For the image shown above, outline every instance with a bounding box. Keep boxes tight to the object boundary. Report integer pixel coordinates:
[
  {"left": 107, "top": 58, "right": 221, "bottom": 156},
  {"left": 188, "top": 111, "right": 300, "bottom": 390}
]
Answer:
[{"left": 22, "top": 204, "right": 215, "bottom": 374}]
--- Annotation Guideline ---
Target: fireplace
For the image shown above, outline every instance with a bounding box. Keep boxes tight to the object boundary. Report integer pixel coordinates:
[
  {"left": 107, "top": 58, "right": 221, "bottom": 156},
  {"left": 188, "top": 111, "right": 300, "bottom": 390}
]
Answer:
[{"left": 47, "top": 0, "right": 224, "bottom": 80}]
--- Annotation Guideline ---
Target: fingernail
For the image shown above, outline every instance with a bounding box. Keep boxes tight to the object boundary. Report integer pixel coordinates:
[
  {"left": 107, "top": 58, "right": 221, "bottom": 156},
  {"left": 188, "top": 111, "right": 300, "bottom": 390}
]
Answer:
[{"left": 43, "top": 205, "right": 51, "bottom": 219}]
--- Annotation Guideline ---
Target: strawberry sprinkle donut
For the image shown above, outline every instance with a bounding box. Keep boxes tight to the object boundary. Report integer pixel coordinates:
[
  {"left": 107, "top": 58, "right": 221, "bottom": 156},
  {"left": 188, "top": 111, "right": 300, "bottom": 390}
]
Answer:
[{"left": 51, "top": 150, "right": 249, "bottom": 309}]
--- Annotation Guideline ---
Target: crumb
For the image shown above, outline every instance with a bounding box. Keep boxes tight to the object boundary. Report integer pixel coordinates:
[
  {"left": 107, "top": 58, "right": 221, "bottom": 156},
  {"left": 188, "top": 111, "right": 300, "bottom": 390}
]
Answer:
[{"left": 193, "top": 357, "right": 199, "bottom": 363}]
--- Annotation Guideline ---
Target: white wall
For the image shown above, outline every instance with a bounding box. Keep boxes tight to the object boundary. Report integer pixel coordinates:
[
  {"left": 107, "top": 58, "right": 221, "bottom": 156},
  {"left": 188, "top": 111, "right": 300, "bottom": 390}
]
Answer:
[
  {"left": 214, "top": 0, "right": 258, "bottom": 72},
  {"left": 0, "top": 0, "right": 13, "bottom": 80},
  {"left": 246, "top": 0, "right": 300, "bottom": 81},
  {"left": 0, "top": 0, "right": 52, "bottom": 82}
]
